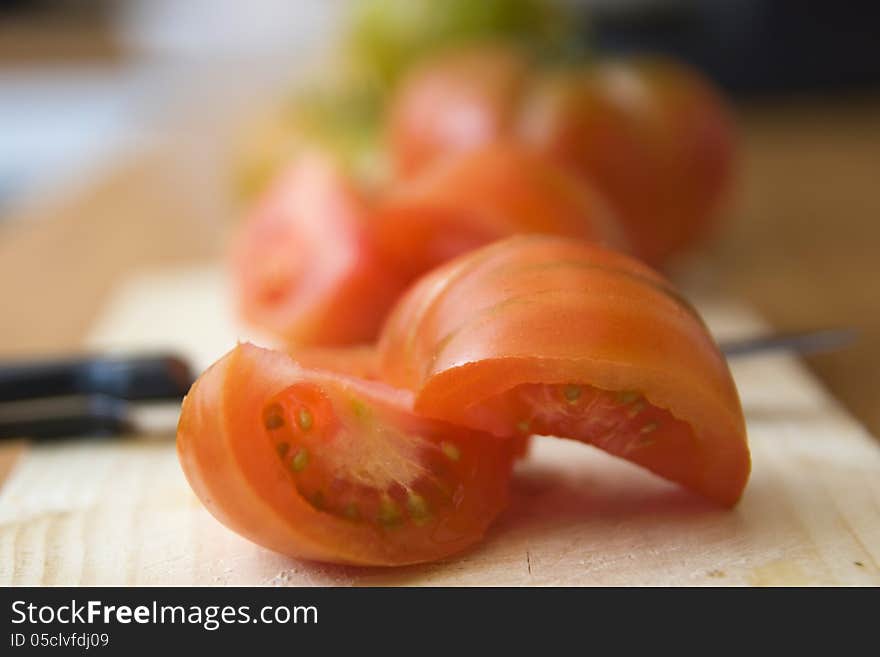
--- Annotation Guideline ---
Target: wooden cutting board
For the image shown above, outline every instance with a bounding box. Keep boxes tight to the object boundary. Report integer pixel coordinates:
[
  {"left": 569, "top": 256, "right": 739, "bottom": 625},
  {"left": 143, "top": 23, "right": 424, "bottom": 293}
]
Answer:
[{"left": 0, "top": 267, "right": 878, "bottom": 586}]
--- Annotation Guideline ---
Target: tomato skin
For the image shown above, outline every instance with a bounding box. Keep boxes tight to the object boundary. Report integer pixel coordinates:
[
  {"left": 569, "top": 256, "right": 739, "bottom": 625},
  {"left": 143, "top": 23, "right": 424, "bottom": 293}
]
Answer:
[
  {"left": 520, "top": 58, "right": 736, "bottom": 265},
  {"left": 390, "top": 44, "right": 531, "bottom": 178},
  {"left": 374, "top": 142, "right": 626, "bottom": 276},
  {"left": 377, "top": 235, "right": 750, "bottom": 506},
  {"left": 388, "top": 47, "right": 736, "bottom": 265},
  {"left": 177, "top": 343, "right": 514, "bottom": 566},
  {"left": 231, "top": 152, "right": 406, "bottom": 347}
]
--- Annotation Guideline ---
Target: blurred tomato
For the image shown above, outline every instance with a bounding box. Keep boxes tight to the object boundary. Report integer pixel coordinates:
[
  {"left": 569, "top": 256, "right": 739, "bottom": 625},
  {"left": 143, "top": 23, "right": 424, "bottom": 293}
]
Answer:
[
  {"left": 232, "top": 152, "right": 406, "bottom": 347},
  {"left": 375, "top": 142, "right": 625, "bottom": 275},
  {"left": 390, "top": 44, "right": 532, "bottom": 177},
  {"left": 520, "top": 58, "right": 736, "bottom": 265},
  {"left": 348, "top": 0, "right": 568, "bottom": 91},
  {"left": 389, "top": 47, "right": 737, "bottom": 265}
]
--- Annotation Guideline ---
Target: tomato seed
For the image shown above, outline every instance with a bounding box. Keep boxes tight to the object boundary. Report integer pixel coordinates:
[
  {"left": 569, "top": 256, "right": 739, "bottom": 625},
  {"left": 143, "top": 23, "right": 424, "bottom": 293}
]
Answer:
[
  {"left": 290, "top": 448, "right": 310, "bottom": 472},
  {"left": 309, "top": 491, "right": 326, "bottom": 510},
  {"left": 264, "top": 404, "right": 285, "bottom": 430},
  {"left": 440, "top": 442, "right": 461, "bottom": 462},
  {"left": 616, "top": 390, "right": 640, "bottom": 405},
  {"left": 297, "top": 408, "right": 313, "bottom": 432},
  {"left": 407, "top": 492, "right": 430, "bottom": 523},
  {"left": 563, "top": 384, "right": 582, "bottom": 402},
  {"left": 350, "top": 398, "right": 370, "bottom": 421},
  {"left": 378, "top": 496, "right": 402, "bottom": 526},
  {"left": 627, "top": 401, "right": 646, "bottom": 418}
]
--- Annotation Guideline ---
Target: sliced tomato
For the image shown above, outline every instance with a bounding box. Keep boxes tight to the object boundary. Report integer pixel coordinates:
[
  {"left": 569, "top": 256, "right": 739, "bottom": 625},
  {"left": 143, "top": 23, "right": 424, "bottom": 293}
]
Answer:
[
  {"left": 390, "top": 44, "right": 531, "bottom": 178},
  {"left": 519, "top": 57, "right": 736, "bottom": 265},
  {"left": 374, "top": 142, "right": 626, "bottom": 276},
  {"left": 177, "top": 343, "right": 514, "bottom": 566},
  {"left": 377, "top": 235, "right": 750, "bottom": 506},
  {"left": 231, "top": 152, "right": 406, "bottom": 347}
]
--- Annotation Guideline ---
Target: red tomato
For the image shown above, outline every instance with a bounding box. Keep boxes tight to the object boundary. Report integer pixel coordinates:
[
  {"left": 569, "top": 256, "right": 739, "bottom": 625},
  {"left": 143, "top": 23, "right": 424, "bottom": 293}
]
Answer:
[
  {"left": 177, "top": 343, "right": 514, "bottom": 565},
  {"left": 377, "top": 235, "right": 750, "bottom": 506},
  {"left": 520, "top": 58, "right": 736, "bottom": 265},
  {"left": 231, "top": 152, "right": 406, "bottom": 346},
  {"left": 390, "top": 44, "right": 531, "bottom": 178},
  {"left": 388, "top": 46, "right": 736, "bottom": 265},
  {"left": 373, "top": 142, "right": 626, "bottom": 276}
]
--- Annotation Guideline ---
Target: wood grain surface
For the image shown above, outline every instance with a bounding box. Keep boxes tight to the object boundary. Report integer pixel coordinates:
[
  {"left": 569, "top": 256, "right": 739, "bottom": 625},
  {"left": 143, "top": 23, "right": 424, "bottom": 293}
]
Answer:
[{"left": 0, "top": 270, "right": 877, "bottom": 586}]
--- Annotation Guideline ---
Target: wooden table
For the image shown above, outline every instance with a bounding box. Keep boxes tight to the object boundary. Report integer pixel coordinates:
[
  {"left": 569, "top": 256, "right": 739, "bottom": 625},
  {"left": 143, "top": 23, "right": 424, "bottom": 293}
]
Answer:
[{"left": 0, "top": 97, "right": 879, "bottom": 585}]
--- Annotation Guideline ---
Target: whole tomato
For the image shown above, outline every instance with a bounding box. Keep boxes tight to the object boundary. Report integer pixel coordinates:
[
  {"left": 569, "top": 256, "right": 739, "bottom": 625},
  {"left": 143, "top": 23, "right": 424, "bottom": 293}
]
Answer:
[{"left": 520, "top": 58, "right": 736, "bottom": 265}]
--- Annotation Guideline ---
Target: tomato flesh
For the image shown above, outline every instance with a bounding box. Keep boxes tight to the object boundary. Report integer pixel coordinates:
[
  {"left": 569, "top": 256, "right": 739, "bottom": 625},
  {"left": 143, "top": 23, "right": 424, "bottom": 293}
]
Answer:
[
  {"left": 262, "top": 381, "right": 472, "bottom": 529},
  {"left": 177, "top": 343, "right": 513, "bottom": 566},
  {"left": 232, "top": 152, "right": 406, "bottom": 346},
  {"left": 482, "top": 382, "right": 702, "bottom": 495},
  {"left": 377, "top": 236, "right": 750, "bottom": 506}
]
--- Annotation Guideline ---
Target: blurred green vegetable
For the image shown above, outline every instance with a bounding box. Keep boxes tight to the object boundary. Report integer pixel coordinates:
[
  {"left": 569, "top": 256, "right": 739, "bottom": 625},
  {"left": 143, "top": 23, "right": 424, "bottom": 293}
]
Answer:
[
  {"left": 347, "top": 0, "right": 574, "bottom": 91},
  {"left": 236, "top": 0, "right": 581, "bottom": 200},
  {"left": 235, "top": 76, "right": 387, "bottom": 199}
]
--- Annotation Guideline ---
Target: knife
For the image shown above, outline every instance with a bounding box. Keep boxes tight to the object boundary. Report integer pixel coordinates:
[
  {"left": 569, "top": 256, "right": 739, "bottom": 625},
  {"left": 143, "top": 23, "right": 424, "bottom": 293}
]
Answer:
[
  {"left": 719, "top": 328, "right": 856, "bottom": 358},
  {"left": 0, "top": 353, "right": 193, "bottom": 439}
]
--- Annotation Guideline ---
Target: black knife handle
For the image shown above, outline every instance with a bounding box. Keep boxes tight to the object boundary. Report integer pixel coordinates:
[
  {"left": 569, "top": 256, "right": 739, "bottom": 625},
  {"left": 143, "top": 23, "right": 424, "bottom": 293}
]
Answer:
[
  {"left": 0, "top": 395, "right": 133, "bottom": 440},
  {"left": 0, "top": 354, "right": 194, "bottom": 402}
]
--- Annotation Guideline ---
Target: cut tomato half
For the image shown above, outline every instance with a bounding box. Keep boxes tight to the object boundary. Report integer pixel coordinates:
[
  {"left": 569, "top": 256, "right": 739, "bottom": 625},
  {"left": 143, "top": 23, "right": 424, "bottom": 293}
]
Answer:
[
  {"left": 377, "top": 235, "right": 750, "bottom": 506},
  {"left": 177, "top": 343, "right": 514, "bottom": 565},
  {"left": 231, "top": 152, "right": 406, "bottom": 346}
]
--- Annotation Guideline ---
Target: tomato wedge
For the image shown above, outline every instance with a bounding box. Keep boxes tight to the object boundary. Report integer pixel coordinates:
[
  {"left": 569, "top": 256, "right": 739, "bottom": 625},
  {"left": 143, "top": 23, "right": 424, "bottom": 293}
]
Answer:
[
  {"left": 377, "top": 235, "right": 750, "bottom": 506},
  {"left": 390, "top": 44, "right": 531, "bottom": 178},
  {"left": 231, "top": 152, "right": 406, "bottom": 346},
  {"left": 374, "top": 142, "right": 625, "bottom": 276},
  {"left": 177, "top": 343, "right": 514, "bottom": 566}
]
